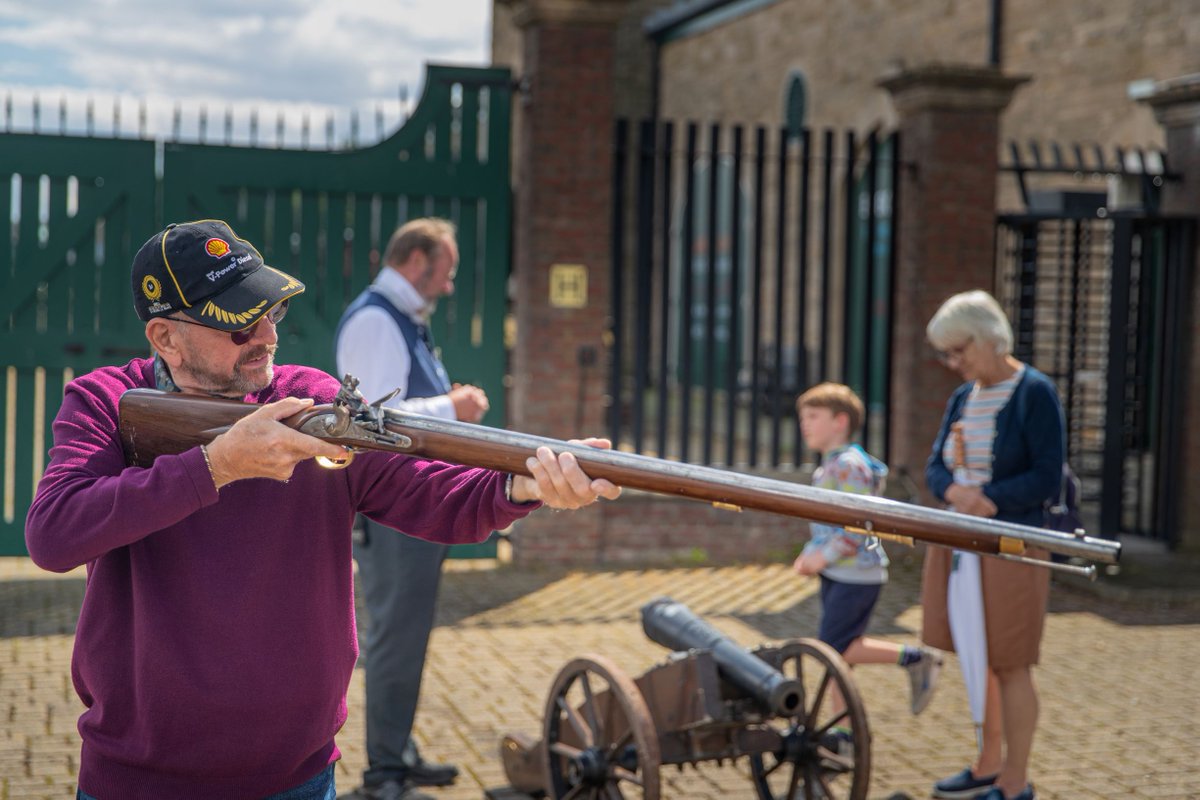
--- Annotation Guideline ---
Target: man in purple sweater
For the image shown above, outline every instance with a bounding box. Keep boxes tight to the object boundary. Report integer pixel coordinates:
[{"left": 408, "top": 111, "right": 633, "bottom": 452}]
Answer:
[{"left": 24, "top": 220, "right": 620, "bottom": 800}]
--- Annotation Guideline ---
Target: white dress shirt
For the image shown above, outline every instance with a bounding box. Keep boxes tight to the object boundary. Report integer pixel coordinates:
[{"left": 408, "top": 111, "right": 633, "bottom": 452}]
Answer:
[{"left": 335, "top": 268, "right": 456, "bottom": 419}]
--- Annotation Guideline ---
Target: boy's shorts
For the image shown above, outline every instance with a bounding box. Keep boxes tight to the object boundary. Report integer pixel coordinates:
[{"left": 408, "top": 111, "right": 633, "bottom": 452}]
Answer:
[{"left": 817, "top": 575, "right": 883, "bottom": 654}]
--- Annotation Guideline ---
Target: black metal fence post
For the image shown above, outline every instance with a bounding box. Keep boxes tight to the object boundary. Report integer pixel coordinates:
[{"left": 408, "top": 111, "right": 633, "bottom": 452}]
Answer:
[
  {"left": 703, "top": 123, "right": 720, "bottom": 464},
  {"left": 633, "top": 119, "right": 656, "bottom": 454},
  {"left": 608, "top": 119, "right": 627, "bottom": 445},
  {"left": 656, "top": 121, "right": 674, "bottom": 458},
  {"left": 1101, "top": 218, "right": 1133, "bottom": 539},
  {"left": 725, "top": 125, "right": 744, "bottom": 465},
  {"left": 1154, "top": 220, "right": 1194, "bottom": 548},
  {"left": 680, "top": 122, "right": 698, "bottom": 464}
]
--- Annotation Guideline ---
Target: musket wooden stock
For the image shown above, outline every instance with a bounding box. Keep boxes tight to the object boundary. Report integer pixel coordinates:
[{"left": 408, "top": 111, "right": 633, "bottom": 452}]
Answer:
[{"left": 117, "top": 388, "right": 1122, "bottom": 566}]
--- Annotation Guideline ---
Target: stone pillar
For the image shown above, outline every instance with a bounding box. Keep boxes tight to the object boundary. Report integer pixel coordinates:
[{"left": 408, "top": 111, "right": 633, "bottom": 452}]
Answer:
[
  {"left": 509, "top": 0, "right": 631, "bottom": 440},
  {"left": 879, "top": 65, "right": 1029, "bottom": 503},
  {"left": 1141, "top": 76, "right": 1200, "bottom": 552}
]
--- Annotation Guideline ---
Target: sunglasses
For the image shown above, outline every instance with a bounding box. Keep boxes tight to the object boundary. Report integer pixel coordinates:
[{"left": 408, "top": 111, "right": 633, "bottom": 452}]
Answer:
[{"left": 170, "top": 300, "right": 289, "bottom": 345}]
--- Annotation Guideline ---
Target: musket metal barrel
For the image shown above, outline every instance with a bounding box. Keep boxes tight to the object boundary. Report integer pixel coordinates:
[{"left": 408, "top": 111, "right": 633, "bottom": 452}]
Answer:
[
  {"left": 641, "top": 597, "right": 802, "bottom": 717},
  {"left": 376, "top": 407, "right": 1122, "bottom": 565},
  {"left": 115, "top": 387, "right": 1123, "bottom": 568}
]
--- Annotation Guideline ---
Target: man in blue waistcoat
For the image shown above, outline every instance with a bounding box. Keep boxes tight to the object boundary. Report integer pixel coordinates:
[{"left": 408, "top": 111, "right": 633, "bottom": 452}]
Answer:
[{"left": 335, "top": 218, "right": 489, "bottom": 800}]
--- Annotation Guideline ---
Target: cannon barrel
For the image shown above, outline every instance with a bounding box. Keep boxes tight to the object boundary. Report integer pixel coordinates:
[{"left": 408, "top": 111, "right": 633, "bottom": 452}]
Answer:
[{"left": 641, "top": 597, "right": 802, "bottom": 717}]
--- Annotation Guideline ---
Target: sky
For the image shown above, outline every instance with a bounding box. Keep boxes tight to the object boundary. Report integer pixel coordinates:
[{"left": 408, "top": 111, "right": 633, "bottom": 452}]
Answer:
[{"left": 0, "top": 0, "right": 492, "bottom": 144}]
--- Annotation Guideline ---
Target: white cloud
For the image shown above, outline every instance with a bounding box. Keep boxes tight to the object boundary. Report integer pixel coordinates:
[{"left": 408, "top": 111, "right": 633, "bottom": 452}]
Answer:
[{"left": 0, "top": 0, "right": 491, "bottom": 110}]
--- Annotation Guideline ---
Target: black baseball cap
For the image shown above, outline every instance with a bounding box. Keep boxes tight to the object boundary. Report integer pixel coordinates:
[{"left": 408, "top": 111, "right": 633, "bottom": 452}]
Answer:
[{"left": 132, "top": 219, "right": 305, "bottom": 331}]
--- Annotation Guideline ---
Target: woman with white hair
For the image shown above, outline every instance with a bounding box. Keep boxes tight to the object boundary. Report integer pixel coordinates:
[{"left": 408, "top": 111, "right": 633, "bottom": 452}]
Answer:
[{"left": 922, "top": 289, "right": 1065, "bottom": 800}]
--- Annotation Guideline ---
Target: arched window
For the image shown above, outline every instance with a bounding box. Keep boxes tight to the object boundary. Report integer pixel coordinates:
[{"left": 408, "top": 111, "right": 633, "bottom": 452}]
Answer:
[{"left": 784, "top": 71, "right": 808, "bottom": 140}]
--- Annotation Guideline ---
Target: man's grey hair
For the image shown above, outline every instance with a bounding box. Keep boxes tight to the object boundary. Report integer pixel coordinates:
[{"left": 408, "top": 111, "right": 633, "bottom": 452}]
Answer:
[{"left": 926, "top": 289, "right": 1013, "bottom": 356}]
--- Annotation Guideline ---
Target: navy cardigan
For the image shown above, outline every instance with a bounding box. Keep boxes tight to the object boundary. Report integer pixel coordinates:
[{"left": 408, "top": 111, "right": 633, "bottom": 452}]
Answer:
[{"left": 925, "top": 366, "right": 1066, "bottom": 528}]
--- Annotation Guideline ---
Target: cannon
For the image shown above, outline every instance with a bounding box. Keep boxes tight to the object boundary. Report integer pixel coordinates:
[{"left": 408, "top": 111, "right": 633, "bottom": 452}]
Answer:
[{"left": 496, "top": 597, "right": 871, "bottom": 800}]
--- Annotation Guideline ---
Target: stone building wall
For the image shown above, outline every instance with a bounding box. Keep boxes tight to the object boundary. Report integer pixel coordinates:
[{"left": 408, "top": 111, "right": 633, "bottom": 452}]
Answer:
[{"left": 656, "top": 0, "right": 1200, "bottom": 158}]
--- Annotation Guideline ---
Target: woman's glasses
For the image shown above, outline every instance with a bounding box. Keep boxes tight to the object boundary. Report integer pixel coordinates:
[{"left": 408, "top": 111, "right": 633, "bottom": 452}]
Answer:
[
  {"left": 170, "top": 300, "right": 289, "bottom": 346},
  {"left": 936, "top": 338, "right": 972, "bottom": 363}
]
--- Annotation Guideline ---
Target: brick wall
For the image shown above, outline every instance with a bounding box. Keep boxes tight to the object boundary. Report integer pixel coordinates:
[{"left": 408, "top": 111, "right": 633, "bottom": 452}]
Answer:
[
  {"left": 656, "top": 0, "right": 1200, "bottom": 164},
  {"left": 657, "top": 0, "right": 984, "bottom": 129},
  {"left": 651, "top": 0, "right": 1198, "bottom": 216},
  {"left": 510, "top": 490, "right": 802, "bottom": 566}
]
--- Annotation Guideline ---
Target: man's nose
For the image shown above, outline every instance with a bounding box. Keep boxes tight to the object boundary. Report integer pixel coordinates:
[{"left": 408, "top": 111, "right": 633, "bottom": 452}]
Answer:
[{"left": 252, "top": 316, "right": 280, "bottom": 345}]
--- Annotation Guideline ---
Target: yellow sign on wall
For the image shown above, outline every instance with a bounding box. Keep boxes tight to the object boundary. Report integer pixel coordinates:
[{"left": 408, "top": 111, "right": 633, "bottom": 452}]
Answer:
[{"left": 549, "top": 263, "right": 588, "bottom": 309}]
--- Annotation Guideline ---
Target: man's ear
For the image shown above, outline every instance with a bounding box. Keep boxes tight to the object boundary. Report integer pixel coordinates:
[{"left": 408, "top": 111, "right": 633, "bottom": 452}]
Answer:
[
  {"left": 144, "top": 319, "right": 184, "bottom": 367},
  {"left": 396, "top": 249, "right": 428, "bottom": 281}
]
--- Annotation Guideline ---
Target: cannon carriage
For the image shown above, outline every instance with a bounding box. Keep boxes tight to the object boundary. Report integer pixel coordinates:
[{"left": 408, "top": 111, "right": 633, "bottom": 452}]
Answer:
[{"left": 498, "top": 597, "right": 871, "bottom": 800}]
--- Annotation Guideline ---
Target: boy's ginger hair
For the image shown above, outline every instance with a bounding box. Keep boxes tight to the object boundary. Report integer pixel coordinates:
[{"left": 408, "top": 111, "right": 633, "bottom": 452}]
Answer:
[{"left": 796, "top": 382, "right": 865, "bottom": 437}]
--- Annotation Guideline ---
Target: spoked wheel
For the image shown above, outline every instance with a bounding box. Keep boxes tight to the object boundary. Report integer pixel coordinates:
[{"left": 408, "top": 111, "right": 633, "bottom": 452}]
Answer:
[
  {"left": 542, "top": 654, "right": 661, "bottom": 800},
  {"left": 749, "top": 639, "right": 871, "bottom": 800}
]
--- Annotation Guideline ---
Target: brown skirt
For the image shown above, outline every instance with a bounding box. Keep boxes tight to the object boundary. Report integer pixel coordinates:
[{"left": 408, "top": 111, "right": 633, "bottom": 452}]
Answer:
[{"left": 920, "top": 545, "right": 1050, "bottom": 670}]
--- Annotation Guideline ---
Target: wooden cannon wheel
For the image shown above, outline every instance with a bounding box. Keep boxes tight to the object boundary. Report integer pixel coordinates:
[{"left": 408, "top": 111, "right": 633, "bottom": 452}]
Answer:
[
  {"left": 541, "top": 654, "right": 662, "bottom": 800},
  {"left": 749, "top": 639, "right": 872, "bottom": 800}
]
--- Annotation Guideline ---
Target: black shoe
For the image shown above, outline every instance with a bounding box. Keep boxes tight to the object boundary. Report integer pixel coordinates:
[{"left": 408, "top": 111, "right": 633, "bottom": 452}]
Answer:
[{"left": 405, "top": 758, "right": 459, "bottom": 787}]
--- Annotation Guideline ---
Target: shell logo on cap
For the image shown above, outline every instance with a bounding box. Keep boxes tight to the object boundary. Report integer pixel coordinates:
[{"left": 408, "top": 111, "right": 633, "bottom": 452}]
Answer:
[
  {"left": 142, "top": 275, "right": 162, "bottom": 301},
  {"left": 205, "top": 238, "right": 231, "bottom": 258}
]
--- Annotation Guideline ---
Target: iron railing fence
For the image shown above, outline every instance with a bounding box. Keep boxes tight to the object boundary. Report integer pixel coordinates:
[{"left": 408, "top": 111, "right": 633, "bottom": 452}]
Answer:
[
  {"left": 996, "top": 214, "right": 1195, "bottom": 546},
  {"left": 1, "top": 86, "right": 423, "bottom": 150},
  {"left": 997, "top": 138, "right": 1192, "bottom": 546},
  {"left": 609, "top": 120, "right": 898, "bottom": 471}
]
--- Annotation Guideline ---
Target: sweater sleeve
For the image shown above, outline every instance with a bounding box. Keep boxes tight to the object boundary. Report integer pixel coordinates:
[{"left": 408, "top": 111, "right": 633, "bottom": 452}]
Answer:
[
  {"left": 982, "top": 378, "right": 1065, "bottom": 513},
  {"left": 24, "top": 382, "right": 220, "bottom": 572},
  {"left": 348, "top": 452, "right": 539, "bottom": 544}
]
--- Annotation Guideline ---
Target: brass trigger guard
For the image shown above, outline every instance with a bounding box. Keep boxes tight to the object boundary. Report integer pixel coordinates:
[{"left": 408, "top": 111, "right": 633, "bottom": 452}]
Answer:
[{"left": 316, "top": 449, "right": 356, "bottom": 469}]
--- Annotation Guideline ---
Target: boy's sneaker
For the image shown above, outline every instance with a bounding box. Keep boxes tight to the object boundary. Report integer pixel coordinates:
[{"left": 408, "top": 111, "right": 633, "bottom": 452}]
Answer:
[
  {"left": 931, "top": 767, "right": 999, "bottom": 799},
  {"left": 905, "top": 646, "right": 943, "bottom": 715}
]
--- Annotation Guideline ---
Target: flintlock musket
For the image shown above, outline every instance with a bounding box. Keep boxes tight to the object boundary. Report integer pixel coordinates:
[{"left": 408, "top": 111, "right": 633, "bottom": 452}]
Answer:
[{"left": 118, "top": 375, "right": 1121, "bottom": 578}]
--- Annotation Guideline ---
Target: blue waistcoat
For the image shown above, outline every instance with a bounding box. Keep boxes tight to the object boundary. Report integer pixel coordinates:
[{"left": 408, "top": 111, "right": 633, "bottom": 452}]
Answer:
[{"left": 335, "top": 289, "right": 451, "bottom": 400}]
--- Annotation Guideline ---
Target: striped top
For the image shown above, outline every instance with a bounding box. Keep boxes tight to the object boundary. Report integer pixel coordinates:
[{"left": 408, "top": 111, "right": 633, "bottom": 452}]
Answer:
[
  {"left": 942, "top": 365, "right": 1025, "bottom": 489},
  {"left": 802, "top": 444, "right": 890, "bottom": 584}
]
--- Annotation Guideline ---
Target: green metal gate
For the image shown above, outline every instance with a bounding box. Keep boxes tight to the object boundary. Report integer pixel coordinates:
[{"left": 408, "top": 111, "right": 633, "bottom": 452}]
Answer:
[{"left": 0, "top": 64, "right": 512, "bottom": 556}]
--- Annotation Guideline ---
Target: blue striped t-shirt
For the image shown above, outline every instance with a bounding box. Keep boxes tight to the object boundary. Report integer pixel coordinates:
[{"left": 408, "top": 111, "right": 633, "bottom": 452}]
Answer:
[{"left": 942, "top": 365, "right": 1025, "bottom": 488}]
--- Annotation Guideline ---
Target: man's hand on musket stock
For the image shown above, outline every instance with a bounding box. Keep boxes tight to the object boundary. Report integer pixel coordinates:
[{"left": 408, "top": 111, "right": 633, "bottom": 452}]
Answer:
[
  {"left": 511, "top": 439, "right": 623, "bottom": 509},
  {"left": 204, "top": 398, "right": 348, "bottom": 488}
]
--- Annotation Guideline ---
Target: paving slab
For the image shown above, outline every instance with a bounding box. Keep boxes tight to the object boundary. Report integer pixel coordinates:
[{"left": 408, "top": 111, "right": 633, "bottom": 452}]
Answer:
[{"left": 1, "top": 554, "right": 1198, "bottom": 799}]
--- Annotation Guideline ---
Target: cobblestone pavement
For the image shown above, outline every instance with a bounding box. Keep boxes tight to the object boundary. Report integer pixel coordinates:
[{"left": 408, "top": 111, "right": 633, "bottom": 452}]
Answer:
[{"left": 2, "top": 553, "right": 1198, "bottom": 799}]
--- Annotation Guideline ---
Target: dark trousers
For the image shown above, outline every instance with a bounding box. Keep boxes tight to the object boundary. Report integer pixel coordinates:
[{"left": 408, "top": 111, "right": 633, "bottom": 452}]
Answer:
[{"left": 354, "top": 517, "right": 448, "bottom": 786}]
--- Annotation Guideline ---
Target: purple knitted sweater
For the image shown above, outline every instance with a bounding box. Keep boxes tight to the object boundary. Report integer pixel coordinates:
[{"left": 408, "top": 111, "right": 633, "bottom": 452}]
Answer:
[{"left": 25, "top": 359, "right": 536, "bottom": 798}]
